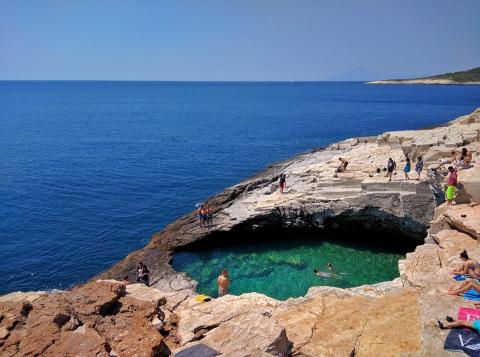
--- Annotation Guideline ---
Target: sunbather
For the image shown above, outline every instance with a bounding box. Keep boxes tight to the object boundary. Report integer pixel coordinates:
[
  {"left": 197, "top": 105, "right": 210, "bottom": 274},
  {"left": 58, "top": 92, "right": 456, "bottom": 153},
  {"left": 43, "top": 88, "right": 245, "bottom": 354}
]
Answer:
[
  {"left": 432, "top": 151, "right": 456, "bottom": 172},
  {"left": 452, "top": 250, "right": 480, "bottom": 278},
  {"left": 438, "top": 317, "right": 480, "bottom": 333},
  {"left": 448, "top": 280, "right": 480, "bottom": 296}
]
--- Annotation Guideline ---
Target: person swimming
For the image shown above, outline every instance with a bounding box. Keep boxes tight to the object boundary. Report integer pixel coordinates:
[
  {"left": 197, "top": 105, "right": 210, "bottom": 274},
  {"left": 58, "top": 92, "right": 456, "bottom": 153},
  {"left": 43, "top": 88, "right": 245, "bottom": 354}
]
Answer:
[{"left": 313, "top": 268, "right": 336, "bottom": 279}]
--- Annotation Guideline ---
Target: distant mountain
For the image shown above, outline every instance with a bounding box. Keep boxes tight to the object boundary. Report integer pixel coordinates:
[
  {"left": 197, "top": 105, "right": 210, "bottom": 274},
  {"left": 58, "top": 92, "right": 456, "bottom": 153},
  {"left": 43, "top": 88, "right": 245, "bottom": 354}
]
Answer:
[
  {"left": 323, "top": 67, "right": 418, "bottom": 82},
  {"left": 368, "top": 66, "right": 480, "bottom": 85}
]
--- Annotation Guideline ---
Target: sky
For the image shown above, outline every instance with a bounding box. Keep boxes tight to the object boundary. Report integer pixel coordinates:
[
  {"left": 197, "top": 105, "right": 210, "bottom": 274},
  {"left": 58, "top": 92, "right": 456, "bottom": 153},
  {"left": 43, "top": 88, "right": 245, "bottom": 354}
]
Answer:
[{"left": 0, "top": 0, "right": 479, "bottom": 81}]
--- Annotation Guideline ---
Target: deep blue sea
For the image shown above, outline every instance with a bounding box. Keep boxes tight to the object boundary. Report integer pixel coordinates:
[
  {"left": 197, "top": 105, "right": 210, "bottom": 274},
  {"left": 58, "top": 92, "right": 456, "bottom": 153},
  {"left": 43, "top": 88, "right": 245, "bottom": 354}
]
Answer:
[{"left": 1, "top": 81, "right": 479, "bottom": 295}]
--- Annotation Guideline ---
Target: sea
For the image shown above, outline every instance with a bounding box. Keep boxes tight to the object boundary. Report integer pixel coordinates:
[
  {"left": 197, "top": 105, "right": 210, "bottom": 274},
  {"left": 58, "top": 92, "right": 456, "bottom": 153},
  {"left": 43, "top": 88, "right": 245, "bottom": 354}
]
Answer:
[{"left": 1, "top": 81, "right": 479, "bottom": 295}]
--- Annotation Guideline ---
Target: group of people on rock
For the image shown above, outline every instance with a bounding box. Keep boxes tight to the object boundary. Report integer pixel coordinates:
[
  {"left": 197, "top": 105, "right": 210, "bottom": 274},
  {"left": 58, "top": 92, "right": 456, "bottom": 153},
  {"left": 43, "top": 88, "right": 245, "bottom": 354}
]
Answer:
[
  {"left": 383, "top": 155, "right": 424, "bottom": 181},
  {"left": 197, "top": 205, "right": 214, "bottom": 228},
  {"left": 437, "top": 250, "right": 480, "bottom": 333},
  {"left": 433, "top": 147, "right": 473, "bottom": 173}
]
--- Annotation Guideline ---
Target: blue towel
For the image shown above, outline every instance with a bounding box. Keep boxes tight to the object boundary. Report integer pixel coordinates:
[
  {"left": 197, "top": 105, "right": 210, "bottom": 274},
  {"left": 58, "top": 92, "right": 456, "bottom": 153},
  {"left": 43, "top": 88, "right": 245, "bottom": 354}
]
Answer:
[
  {"left": 464, "top": 289, "right": 480, "bottom": 301},
  {"left": 444, "top": 328, "right": 480, "bottom": 356}
]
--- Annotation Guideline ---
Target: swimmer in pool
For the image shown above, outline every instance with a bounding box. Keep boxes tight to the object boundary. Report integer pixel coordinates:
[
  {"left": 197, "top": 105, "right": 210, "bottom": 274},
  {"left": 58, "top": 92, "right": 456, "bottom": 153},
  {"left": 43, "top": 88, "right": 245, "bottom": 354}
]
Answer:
[{"left": 313, "top": 268, "right": 336, "bottom": 279}]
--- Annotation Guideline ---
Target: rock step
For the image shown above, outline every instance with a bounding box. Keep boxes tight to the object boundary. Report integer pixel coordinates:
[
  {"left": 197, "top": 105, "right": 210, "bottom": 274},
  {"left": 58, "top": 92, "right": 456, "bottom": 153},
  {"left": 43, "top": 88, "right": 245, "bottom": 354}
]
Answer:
[{"left": 361, "top": 179, "right": 431, "bottom": 194}]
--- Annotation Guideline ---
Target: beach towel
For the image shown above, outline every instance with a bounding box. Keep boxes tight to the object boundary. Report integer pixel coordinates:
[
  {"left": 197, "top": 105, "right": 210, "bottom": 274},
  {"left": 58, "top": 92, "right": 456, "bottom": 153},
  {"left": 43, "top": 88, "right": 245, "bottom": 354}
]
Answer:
[
  {"left": 459, "top": 307, "right": 480, "bottom": 321},
  {"left": 174, "top": 344, "right": 220, "bottom": 357},
  {"left": 464, "top": 289, "right": 480, "bottom": 301},
  {"left": 444, "top": 328, "right": 480, "bottom": 356}
]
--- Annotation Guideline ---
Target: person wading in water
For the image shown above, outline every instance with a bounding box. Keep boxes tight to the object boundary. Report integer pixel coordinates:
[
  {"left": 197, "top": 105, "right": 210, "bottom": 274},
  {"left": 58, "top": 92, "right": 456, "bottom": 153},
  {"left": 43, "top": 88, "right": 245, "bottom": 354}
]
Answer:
[{"left": 217, "top": 269, "right": 231, "bottom": 297}]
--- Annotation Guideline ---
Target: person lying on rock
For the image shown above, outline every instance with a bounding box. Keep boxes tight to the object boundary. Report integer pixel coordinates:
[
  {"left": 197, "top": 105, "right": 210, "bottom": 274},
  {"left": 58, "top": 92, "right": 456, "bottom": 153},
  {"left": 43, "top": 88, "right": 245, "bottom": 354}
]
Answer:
[
  {"left": 432, "top": 151, "right": 456, "bottom": 173},
  {"left": 448, "top": 279, "right": 480, "bottom": 296},
  {"left": 438, "top": 316, "right": 480, "bottom": 333},
  {"left": 452, "top": 250, "right": 480, "bottom": 278}
]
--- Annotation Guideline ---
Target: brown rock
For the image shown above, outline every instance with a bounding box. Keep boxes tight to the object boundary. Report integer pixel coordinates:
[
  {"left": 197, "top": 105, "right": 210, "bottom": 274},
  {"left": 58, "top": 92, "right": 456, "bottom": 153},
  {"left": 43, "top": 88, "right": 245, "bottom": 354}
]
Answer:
[
  {"left": 44, "top": 325, "right": 110, "bottom": 356},
  {"left": 95, "top": 296, "right": 168, "bottom": 357},
  {"left": 67, "top": 280, "right": 126, "bottom": 326}
]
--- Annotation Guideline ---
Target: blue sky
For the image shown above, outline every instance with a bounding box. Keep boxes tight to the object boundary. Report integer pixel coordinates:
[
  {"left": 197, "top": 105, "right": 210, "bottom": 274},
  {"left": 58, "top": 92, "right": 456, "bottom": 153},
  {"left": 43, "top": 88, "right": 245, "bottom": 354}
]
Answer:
[{"left": 1, "top": 0, "right": 479, "bottom": 80}]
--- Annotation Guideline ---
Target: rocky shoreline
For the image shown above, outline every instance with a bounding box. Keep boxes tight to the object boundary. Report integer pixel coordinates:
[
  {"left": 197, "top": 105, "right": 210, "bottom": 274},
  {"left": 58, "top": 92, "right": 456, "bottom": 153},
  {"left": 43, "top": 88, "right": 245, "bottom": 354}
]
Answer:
[
  {"left": 367, "top": 79, "right": 480, "bottom": 85},
  {"left": 1, "top": 109, "right": 479, "bottom": 356}
]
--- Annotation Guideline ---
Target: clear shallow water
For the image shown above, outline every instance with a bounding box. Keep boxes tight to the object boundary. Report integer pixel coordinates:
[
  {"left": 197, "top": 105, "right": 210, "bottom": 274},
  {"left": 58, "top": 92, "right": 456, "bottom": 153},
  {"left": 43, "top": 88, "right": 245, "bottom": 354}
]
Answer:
[
  {"left": 172, "top": 235, "right": 405, "bottom": 300},
  {"left": 0, "top": 81, "right": 479, "bottom": 295}
]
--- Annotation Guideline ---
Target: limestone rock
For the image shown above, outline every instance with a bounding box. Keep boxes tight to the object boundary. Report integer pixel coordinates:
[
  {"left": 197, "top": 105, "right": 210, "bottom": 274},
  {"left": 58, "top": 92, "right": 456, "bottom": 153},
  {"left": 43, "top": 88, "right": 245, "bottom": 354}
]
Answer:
[
  {"left": 274, "top": 289, "right": 421, "bottom": 357},
  {"left": 175, "top": 293, "right": 290, "bottom": 356},
  {"left": 443, "top": 204, "right": 480, "bottom": 239}
]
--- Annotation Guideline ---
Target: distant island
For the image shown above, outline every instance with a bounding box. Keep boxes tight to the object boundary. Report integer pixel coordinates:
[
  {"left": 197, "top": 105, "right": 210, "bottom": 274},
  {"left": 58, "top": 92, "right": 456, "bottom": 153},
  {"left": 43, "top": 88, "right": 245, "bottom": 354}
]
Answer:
[{"left": 367, "top": 66, "right": 480, "bottom": 85}]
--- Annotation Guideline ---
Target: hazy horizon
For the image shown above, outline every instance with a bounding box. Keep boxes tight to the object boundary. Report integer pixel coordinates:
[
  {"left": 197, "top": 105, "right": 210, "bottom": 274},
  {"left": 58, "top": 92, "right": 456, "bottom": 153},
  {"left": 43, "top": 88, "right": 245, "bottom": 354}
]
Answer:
[{"left": 1, "top": 0, "right": 479, "bottom": 81}]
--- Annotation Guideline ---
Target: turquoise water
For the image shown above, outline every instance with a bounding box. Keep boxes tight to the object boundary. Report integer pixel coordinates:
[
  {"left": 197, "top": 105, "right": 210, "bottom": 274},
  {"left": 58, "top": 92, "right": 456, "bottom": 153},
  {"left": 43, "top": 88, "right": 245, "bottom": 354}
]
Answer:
[{"left": 172, "top": 234, "right": 406, "bottom": 300}]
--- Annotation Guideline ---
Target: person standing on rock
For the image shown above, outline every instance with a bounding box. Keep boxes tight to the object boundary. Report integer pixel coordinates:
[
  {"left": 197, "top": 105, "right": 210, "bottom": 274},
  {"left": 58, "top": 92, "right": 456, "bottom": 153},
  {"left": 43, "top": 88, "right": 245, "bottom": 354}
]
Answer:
[
  {"left": 198, "top": 205, "right": 205, "bottom": 227},
  {"left": 279, "top": 173, "right": 286, "bottom": 194},
  {"left": 206, "top": 206, "right": 213, "bottom": 227},
  {"left": 136, "top": 262, "right": 144, "bottom": 283},
  {"left": 140, "top": 264, "right": 150, "bottom": 286},
  {"left": 445, "top": 166, "right": 457, "bottom": 205},
  {"left": 415, "top": 156, "right": 424, "bottom": 180},
  {"left": 217, "top": 269, "right": 231, "bottom": 297},
  {"left": 387, "top": 158, "right": 395, "bottom": 181},
  {"left": 403, "top": 158, "right": 411, "bottom": 180}
]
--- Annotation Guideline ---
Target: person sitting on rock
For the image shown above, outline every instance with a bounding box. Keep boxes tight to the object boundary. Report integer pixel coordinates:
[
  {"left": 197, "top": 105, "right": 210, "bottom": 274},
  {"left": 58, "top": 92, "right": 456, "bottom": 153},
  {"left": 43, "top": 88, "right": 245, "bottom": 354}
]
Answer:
[
  {"left": 336, "top": 158, "right": 348, "bottom": 173},
  {"left": 445, "top": 166, "right": 457, "bottom": 205},
  {"left": 457, "top": 148, "right": 474, "bottom": 170},
  {"left": 451, "top": 250, "right": 480, "bottom": 278},
  {"left": 370, "top": 168, "right": 381, "bottom": 178},
  {"left": 217, "top": 269, "right": 231, "bottom": 297},
  {"left": 438, "top": 316, "right": 480, "bottom": 334},
  {"left": 403, "top": 158, "right": 411, "bottom": 180}
]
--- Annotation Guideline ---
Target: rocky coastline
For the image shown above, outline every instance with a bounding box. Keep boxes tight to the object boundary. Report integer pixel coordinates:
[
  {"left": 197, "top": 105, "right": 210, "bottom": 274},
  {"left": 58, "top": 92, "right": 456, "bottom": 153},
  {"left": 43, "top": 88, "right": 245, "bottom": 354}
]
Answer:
[
  {"left": 367, "top": 79, "right": 480, "bottom": 85},
  {"left": 1, "top": 109, "right": 479, "bottom": 356}
]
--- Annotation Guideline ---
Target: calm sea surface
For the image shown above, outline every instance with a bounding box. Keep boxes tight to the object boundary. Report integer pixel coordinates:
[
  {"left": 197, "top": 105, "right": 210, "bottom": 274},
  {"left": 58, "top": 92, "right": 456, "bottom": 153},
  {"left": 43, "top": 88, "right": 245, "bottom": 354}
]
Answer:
[{"left": 1, "top": 81, "right": 479, "bottom": 295}]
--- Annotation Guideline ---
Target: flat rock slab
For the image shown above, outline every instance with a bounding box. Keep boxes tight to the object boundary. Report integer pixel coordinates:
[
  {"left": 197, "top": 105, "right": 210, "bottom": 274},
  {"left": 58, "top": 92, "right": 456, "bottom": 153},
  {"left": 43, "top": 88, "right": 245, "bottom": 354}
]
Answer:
[{"left": 274, "top": 289, "right": 421, "bottom": 357}]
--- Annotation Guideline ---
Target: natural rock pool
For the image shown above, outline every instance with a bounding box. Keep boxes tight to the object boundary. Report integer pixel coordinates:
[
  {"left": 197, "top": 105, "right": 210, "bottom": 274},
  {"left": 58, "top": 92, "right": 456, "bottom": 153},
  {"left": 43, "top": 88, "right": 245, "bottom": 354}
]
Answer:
[{"left": 172, "top": 231, "right": 415, "bottom": 300}]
